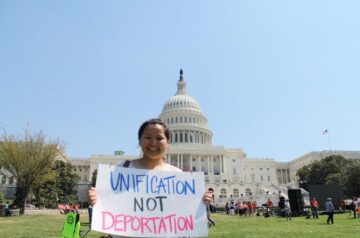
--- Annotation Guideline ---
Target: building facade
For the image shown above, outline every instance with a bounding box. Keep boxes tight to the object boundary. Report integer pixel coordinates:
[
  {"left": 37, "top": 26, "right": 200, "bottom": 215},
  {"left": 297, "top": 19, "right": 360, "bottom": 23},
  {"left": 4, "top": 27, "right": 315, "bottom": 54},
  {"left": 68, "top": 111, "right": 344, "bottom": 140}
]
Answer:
[
  {"left": 65, "top": 70, "right": 360, "bottom": 205},
  {"left": 2, "top": 70, "right": 360, "bottom": 205}
]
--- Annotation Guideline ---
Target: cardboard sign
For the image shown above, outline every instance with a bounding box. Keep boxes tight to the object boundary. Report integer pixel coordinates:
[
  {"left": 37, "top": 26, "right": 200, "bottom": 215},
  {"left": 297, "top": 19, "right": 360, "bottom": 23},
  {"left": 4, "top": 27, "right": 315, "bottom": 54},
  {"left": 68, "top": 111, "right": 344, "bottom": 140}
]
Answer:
[{"left": 92, "top": 164, "right": 208, "bottom": 237}]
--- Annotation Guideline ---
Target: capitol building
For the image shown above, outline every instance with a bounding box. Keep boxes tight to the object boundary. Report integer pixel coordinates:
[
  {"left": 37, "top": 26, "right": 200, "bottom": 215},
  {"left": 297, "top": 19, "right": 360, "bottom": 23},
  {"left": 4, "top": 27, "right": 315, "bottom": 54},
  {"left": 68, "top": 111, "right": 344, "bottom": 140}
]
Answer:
[
  {"left": 1, "top": 70, "right": 359, "bottom": 205},
  {"left": 67, "top": 70, "right": 360, "bottom": 205}
]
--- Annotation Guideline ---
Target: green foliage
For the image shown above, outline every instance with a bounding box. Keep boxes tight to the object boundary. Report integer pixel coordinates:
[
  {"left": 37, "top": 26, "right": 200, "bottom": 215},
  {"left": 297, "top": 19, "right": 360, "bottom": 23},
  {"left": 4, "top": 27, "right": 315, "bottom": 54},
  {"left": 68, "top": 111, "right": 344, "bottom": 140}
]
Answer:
[
  {"left": 31, "top": 178, "right": 58, "bottom": 208},
  {"left": 297, "top": 164, "right": 311, "bottom": 189},
  {"left": 54, "top": 160, "right": 79, "bottom": 204},
  {"left": 297, "top": 155, "right": 360, "bottom": 196},
  {"left": 31, "top": 160, "right": 79, "bottom": 208},
  {"left": 0, "top": 130, "right": 62, "bottom": 214},
  {"left": 343, "top": 160, "right": 360, "bottom": 197},
  {"left": 0, "top": 190, "right": 4, "bottom": 203}
]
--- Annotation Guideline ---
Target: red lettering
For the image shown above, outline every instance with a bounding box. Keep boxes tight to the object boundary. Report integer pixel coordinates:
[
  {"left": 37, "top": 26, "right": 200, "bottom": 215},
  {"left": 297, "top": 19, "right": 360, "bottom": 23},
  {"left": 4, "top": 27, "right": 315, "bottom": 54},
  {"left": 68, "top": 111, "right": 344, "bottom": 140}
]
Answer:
[
  {"left": 185, "top": 215, "right": 194, "bottom": 230},
  {"left": 157, "top": 217, "right": 167, "bottom": 233},
  {"left": 177, "top": 216, "right": 186, "bottom": 231},
  {"left": 114, "top": 214, "right": 124, "bottom": 231},
  {"left": 148, "top": 217, "right": 159, "bottom": 234},
  {"left": 131, "top": 216, "right": 141, "bottom": 231},
  {"left": 100, "top": 211, "right": 194, "bottom": 236},
  {"left": 164, "top": 214, "right": 176, "bottom": 233},
  {"left": 140, "top": 216, "right": 152, "bottom": 234},
  {"left": 102, "top": 211, "right": 115, "bottom": 230}
]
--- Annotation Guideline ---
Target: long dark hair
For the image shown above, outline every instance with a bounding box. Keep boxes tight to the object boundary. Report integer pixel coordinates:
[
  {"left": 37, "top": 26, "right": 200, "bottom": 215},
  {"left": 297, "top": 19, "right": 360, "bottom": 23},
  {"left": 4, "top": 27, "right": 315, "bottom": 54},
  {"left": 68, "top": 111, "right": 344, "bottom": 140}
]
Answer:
[{"left": 138, "top": 118, "right": 170, "bottom": 141}]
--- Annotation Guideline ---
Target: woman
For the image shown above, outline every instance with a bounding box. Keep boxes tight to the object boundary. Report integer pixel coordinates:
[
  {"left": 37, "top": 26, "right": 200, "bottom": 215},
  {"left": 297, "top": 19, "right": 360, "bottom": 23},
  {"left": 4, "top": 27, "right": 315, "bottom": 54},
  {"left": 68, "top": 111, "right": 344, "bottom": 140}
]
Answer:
[{"left": 88, "top": 118, "right": 213, "bottom": 236}]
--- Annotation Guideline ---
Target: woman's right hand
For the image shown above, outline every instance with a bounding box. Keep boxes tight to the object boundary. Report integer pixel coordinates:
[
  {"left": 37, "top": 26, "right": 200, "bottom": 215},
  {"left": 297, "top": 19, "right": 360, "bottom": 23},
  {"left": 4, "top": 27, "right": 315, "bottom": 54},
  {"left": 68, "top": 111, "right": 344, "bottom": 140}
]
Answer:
[{"left": 88, "top": 187, "right": 97, "bottom": 206}]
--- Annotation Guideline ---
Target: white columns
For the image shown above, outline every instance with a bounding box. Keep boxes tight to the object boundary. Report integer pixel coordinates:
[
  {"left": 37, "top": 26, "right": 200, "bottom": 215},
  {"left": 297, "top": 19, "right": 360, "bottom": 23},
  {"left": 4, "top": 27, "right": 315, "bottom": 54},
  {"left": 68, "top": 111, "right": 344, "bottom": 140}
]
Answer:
[
  {"left": 198, "top": 155, "right": 201, "bottom": 172},
  {"left": 180, "top": 154, "right": 183, "bottom": 170},
  {"left": 207, "top": 155, "right": 210, "bottom": 174},
  {"left": 189, "top": 154, "right": 193, "bottom": 171},
  {"left": 220, "top": 155, "right": 223, "bottom": 174}
]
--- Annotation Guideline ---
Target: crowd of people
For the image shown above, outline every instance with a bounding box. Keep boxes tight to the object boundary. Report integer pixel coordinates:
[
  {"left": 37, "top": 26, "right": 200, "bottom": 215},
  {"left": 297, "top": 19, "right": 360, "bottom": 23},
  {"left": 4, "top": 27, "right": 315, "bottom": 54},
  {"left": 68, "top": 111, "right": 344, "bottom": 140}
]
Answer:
[
  {"left": 57, "top": 203, "right": 80, "bottom": 214},
  {"left": 210, "top": 195, "right": 360, "bottom": 225},
  {"left": 223, "top": 200, "right": 263, "bottom": 217}
]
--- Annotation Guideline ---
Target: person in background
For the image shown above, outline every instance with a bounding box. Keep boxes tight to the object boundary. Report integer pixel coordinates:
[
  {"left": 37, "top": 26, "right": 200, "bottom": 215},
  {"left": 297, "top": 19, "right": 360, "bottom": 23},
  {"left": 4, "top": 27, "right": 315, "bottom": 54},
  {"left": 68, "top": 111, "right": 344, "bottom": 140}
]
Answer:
[
  {"left": 247, "top": 201, "right": 253, "bottom": 216},
  {"left": 325, "top": 198, "right": 335, "bottom": 224},
  {"left": 88, "top": 205, "right": 93, "bottom": 227},
  {"left": 229, "top": 200, "right": 235, "bottom": 215},
  {"left": 64, "top": 203, "right": 70, "bottom": 213},
  {"left": 206, "top": 188, "right": 215, "bottom": 227},
  {"left": 339, "top": 198, "right": 346, "bottom": 212},
  {"left": 284, "top": 199, "right": 291, "bottom": 221},
  {"left": 310, "top": 197, "right": 319, "bottom": 219},
  {"left": 265, "top": 198, "right": 273, "bottom": 217},
  {"left": 87, "top": 119, "right": 213, "bottom": 237},
  {"left": 5, "top": 201, "right": 10, "bottom": 216},
  {"left": 225, "top": 202, "right": 229, "bottom": 215},
  {"left": 350, "top": 198, "right": 357, "bottom": 219}
]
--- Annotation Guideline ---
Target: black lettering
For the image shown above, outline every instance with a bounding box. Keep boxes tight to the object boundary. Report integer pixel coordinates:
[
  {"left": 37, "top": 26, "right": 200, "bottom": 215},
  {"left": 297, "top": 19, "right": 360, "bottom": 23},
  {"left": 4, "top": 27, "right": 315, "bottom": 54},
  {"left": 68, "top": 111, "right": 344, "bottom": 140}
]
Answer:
[
  {"left": 155, "top": 196, "right": 167, "bottom": 212},
  {"left": 134, "top": 197, "right": 144, "bottom": 212}
]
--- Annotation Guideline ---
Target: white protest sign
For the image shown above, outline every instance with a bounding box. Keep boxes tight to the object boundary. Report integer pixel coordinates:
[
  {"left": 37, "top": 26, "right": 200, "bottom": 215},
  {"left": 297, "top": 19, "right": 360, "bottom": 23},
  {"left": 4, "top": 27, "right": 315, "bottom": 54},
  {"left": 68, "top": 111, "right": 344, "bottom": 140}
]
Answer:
[{"left": 92, "top": 164, "right": 208, "bottom": 237}]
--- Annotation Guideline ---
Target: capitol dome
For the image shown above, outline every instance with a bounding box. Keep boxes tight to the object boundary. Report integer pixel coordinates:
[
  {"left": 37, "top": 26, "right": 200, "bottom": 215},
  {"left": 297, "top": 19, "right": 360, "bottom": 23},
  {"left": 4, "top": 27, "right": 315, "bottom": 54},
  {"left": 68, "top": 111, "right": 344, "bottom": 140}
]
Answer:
[{"left": 159, "top": 69, "right": 213, "bottom": 145}]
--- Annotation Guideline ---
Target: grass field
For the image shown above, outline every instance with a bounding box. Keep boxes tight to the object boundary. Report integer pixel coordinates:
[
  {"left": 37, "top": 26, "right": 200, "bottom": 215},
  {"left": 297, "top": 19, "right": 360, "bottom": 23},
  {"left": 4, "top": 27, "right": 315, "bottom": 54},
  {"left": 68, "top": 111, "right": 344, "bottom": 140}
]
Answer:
[{"left": 0, "top": 212, "right": 359, "bottom": 238}]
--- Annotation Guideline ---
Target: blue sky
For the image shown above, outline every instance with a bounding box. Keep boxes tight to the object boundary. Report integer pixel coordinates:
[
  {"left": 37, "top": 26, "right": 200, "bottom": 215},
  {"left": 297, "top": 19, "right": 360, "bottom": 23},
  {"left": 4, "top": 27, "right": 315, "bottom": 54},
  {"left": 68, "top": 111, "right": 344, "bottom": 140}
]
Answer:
[{"left": 1, "top": 1, "right": 359, "bottom": 162}]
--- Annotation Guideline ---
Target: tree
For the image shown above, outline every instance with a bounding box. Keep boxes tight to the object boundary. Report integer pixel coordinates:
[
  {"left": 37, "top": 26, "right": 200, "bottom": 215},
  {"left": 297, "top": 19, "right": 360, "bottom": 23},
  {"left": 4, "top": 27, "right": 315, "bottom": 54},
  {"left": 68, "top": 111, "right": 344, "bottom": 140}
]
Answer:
[
  {"left": 343, "top": 161, "right": 360, "bottom": 197},
  {"left": 54, "top": 160, "right": 79, "bottom": 204},
  {"left": 297, "top": 164, "right": 311, "bottom": 190},
  {"left": 31, "top": 175, "right": 58, "bottom": 208},
  {"left": 296, "top": 155, "right": 357, "bottom": 196},
  {"left": 0, "top": 130, "right": 61, "bottom": 215},
  {"left": 31, "top": 160, "right": 80, "bottom": 208}
]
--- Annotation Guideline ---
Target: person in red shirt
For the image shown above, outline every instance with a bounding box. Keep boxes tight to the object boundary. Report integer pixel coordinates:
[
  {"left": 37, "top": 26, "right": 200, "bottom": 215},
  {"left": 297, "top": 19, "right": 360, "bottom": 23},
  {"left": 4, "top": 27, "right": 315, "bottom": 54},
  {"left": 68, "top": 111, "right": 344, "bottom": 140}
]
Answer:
[
  {"left": 266, "top": 199, "right": 273, "bottom": 208},
  {"left": 264, "top": 199, "right": 273, "bottom": 217},
  {"left": 247, "top": 201, "right": 253, "bottom": 216},
  {"left": 310, "top": 197, "right": 319, "bottom": 219}
]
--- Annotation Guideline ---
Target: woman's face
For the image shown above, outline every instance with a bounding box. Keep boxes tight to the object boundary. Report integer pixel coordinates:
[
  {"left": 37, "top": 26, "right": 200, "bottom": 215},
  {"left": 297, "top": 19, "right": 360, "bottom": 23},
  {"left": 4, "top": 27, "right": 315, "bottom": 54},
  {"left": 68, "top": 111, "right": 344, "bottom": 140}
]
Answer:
[{"left": 140, "top": 123, "right": 168, "bottom": 160}]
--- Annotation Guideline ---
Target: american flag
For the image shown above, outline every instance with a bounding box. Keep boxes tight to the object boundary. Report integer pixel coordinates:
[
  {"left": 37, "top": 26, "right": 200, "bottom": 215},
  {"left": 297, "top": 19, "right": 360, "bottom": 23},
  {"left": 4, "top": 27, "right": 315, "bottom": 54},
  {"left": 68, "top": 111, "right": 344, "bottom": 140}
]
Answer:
[{"left": 322, "top": 129, "right": 328, "bottom": 135}]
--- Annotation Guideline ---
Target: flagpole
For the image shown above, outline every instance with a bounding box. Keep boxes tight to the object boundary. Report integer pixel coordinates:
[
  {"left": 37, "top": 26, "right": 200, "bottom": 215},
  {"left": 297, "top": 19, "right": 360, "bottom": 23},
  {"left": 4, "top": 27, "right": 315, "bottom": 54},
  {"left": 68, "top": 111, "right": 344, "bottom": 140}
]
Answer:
[{"left": 323, "top": 129, "right": 332, "bottom": 150}]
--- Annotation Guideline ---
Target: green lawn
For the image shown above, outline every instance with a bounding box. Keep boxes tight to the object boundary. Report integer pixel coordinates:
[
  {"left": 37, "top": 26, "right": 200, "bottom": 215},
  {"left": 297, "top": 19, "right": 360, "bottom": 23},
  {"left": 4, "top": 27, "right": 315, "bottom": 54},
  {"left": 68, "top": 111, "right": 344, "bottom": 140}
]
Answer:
[{"left": 0, "top": 212, "right": 359, "bottom": 238}]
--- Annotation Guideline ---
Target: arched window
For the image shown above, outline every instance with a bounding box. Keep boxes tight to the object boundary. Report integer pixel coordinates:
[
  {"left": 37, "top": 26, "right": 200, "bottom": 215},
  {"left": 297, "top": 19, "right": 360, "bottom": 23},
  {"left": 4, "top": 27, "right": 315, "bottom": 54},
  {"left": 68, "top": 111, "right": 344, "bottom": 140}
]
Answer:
[
  {"left": 9, "top": 177, "right": 14, "bottom": 185},
  {"left": 1, "top": 176, "right": 6, "bottom": 184},
  {"left": 245, "top": 188, "right": 252, "bottom": 196},
  {"left": 251, "top": 173, "right": 255, "bottom": 182},
  {"left": 233, "top": 189, "right": 239, "bottom": 198},
  {"left": 220, "top": 188, "right": 227, "bottom": 198}
]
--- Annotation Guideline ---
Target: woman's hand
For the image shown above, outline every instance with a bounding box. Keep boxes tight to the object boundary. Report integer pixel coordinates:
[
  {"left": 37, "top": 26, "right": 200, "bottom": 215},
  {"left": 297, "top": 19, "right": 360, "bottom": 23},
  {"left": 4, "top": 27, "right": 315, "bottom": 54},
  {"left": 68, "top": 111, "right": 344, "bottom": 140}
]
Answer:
[
  {"left": 88, "top": 187, "right": 97, "bottom": 206},
  {"left": 203, "top": 190, "right": 213, "bottom": 205}
]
